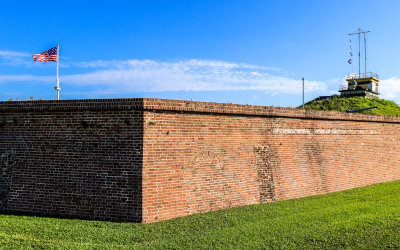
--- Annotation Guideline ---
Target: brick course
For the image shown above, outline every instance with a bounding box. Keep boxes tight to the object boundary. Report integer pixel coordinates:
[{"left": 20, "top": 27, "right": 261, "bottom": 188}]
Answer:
[{"left": 1, "top": 98, "right": 400, "bottom": 223}]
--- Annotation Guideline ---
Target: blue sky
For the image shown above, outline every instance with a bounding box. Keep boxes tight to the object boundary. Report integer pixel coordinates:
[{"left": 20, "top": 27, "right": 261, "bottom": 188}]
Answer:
[{"left": 1, "top": 0, "right": 400, "bottom": 107}]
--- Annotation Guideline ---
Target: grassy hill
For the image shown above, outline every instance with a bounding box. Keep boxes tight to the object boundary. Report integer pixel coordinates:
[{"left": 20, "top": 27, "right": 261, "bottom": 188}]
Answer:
[
  {"left": 301, "top": 95, "right": 400, "bottom": 116},
  {"left": 1, "top": 181, "right": 400, "bottom": 248}
]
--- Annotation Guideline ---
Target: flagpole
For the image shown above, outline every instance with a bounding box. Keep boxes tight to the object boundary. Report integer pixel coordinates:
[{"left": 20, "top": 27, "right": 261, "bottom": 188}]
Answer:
[{"left": 55, "top": 44, "right": 60, "bottom": 100}]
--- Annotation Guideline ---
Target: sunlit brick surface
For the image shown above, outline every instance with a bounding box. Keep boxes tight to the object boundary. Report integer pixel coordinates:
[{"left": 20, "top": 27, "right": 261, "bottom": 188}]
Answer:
[{"left": 1, "top": 98, "right": 400, "bottom": 223}]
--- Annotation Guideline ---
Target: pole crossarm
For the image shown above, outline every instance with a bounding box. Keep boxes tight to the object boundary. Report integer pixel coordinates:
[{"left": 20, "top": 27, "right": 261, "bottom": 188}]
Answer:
[{"left": 348, "top": 30, "right": 370, "bottom": 36}]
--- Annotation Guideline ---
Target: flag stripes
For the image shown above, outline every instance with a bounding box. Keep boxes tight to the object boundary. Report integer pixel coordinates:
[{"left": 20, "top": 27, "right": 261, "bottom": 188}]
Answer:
[{"left": 32, "top": 46, "right": 58, "bottom": 62}]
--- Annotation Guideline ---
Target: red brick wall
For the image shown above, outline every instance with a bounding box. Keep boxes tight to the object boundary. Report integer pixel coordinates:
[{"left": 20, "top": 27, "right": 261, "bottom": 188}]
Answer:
[
  {"left": 2, "top": 98, "right": 400, "bottom": 223},
  {"left": 142, "top": 112, "right": 260, "bottom": 223},
  {"left": 141, "top": 99, "right": 400, "bottom": 223},
  {"left": 0, "top": 99, "right": 144, "bottom": 222}
]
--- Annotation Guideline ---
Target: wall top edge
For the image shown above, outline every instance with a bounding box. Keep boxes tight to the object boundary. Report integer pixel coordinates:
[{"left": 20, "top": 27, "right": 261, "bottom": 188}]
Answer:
[{"left": 0, "top": 98, "right": 399, "bottom": 123}]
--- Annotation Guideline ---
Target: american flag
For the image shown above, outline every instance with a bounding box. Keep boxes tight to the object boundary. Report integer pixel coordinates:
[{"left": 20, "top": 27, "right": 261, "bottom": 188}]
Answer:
[{"left": 32, "top": 46, "right": 58, "bottom": 62}]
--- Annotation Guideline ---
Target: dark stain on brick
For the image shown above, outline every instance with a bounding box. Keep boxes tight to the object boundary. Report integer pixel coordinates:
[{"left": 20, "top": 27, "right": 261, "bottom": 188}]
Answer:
[
  {"left": 306, "top": 139, "right": 328, "bottom": 193},
  {"left": 254, "top": 145, "right": 276, "bottom": 202}
]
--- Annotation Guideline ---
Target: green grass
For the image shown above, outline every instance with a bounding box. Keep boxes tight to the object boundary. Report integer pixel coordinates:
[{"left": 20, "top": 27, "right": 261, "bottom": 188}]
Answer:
[
  {"left": 1, "top": 181, "right": 400, "bottom": 249},
  {"left": 300, "top": 95, "right": 400, "bottom": 116}
]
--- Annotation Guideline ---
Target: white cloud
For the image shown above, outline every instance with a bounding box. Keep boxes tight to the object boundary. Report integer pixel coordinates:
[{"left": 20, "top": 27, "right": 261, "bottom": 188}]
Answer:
[
  {"left": 0, "top": 50, "right": 33, "bottom": 66},
  {"left": 0, "top": 58, "right": 329, "bottom": 94},
  {"left": 2, "top": 53, "right": 399, "bottom": 102},
  {"left": 380, "top": 77, "right": 400, "bottom": 102},
  {"left": 71, "top": 59, "right": 281, "bottom": 72},
  {"left": 61, "top": 59, "right": 327, "bottom": 94},
  {"left": 0, "top": 50, "right": 30, "bottom": 57},
  {"left": 0, "top": 75, "right": 53, "bottom": 83}
]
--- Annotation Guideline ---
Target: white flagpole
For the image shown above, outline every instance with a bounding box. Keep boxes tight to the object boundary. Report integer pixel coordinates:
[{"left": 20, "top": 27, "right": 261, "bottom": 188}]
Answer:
[{"left": 55, "top": 44, "right": 61, "bottom": 100}]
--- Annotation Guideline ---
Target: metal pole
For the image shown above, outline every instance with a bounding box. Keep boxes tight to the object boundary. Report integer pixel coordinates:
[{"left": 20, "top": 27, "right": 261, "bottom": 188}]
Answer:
[
  {"left": 358, "top": 29, "right": 361, "bottom": 76},
  {"left": 348, "top": 29, "right": 370, "bottom": 76},
  {"left": 364, "top": 32, "right": 367, "bottom": 74},
  {"left": 302, "top": 77, "right": 304, "bottom": 109},
  {"left": 55, "top": 44, "right": 60, "bottom": 100}
]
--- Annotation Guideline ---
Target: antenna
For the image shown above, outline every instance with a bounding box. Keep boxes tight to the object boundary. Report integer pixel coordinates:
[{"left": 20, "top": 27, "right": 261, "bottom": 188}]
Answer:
[{"left": 349, "top": 28, "right": 370, "bottom": 76}]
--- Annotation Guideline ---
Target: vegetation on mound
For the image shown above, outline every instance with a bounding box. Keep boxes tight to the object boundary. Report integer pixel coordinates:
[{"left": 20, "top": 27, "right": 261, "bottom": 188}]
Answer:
[
  {"left": 300, "top": 95, "right": 400, "bottom": 116},
  {"left": 1, "top": 181, "right": 400, "bottom": 248}
]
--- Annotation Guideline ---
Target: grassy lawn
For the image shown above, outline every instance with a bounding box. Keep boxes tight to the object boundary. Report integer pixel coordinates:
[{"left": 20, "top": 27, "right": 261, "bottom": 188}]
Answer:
[{"left": 1, "top": 181, "right": 400, "bottom": 249}]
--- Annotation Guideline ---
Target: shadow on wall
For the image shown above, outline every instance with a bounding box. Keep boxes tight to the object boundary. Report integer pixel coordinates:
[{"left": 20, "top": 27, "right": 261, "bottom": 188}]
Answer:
[
  {"left": 0, "top": 99, "right": 145, "bottom": 222},
  {"left": 0, "top": 150, "right": 15, "bottom": 210}
]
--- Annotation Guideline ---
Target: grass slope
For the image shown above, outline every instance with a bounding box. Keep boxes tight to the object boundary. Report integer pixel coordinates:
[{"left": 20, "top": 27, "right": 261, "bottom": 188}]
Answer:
[
  {"left": 1, "top": 181, "right": 400, "bottom": 248},
  {"left": 301, "top": 95, "right": 400, "bottom": 116}
]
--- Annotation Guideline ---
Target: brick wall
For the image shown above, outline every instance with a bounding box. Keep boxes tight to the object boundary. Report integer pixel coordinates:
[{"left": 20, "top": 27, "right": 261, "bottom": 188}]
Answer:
[
  {"left": 0, "top": 99, "right": 144, "bottom": 221},
  {"left": 1, "top": 98, "right": 400, "bottom": 223},
  {"left": 141, "top": 99, "right": 400, "bottom": 223}
]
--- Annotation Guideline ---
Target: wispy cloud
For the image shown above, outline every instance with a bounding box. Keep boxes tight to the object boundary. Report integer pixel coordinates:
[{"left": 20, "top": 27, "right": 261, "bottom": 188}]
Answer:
[
  {"left": 71, "top": 59, "right": 281, "bottom": 71},
  {"left": 62, "top": 59, "right": 326, "bottom": 94},
  {"left": 0, "top": 50, "right": 30, "bottom": 57},
  {"left": 0, "top": 50, "right": 32, "bottom": 66},
  {"left": 1, "top": 51, "right": 398, "bottom": 103},
  {"left": 0, "top": 57, "right": 333, "bottom": 95},
  {"left": 0, "top": 75, "right": 53, "bottom": 83}
]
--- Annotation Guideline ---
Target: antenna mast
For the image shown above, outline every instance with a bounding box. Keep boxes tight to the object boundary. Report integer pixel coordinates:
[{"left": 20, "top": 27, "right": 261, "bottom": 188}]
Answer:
[
  {"left": 349, "top": 28, "right": 370, "bottom": 76},
  {"left": 341, "top": 29, "right": 380, "bottom": 99}
]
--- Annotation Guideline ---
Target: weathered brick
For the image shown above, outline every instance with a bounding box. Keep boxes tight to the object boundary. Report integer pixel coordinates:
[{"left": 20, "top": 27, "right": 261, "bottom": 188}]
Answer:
[{"left": 1, "top": 98, "right": 400, "bottom": 223}]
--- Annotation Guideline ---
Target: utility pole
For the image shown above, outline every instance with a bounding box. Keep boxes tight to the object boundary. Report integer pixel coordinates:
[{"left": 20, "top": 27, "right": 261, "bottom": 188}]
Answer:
[
  {"left": 358, "top": 29, "right": 361, "bottom": 77},
  {"left": 302, "top": 77, "right": 305, "bottom": 109}
]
